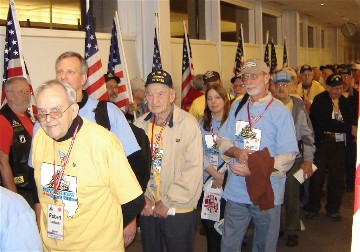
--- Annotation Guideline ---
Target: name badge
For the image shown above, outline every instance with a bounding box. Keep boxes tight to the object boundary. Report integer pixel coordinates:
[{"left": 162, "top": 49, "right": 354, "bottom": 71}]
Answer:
[
  {"left": 205, "top": 134, "right": 217, "bottom": 149},
  {"left": 235, "top": 121, "right": 262, "bottom": 151},
  {"left": 47, "top": 204, "right": 64, "bottom": 240},
  {"left": 210, "top": 154, "right": 219, "bottom": 167},
  {"left": 335, "top": 133, "right": 345, "bottom": 142}
]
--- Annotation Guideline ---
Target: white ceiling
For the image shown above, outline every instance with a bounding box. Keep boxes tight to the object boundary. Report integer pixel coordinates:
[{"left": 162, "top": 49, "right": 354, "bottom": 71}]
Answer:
[{"left": 260, "top": 0, "right": 360, "bottom": 28}]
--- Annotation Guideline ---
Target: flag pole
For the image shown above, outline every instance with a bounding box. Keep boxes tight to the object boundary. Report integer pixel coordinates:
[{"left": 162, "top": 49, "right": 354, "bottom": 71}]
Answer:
[
  {"left": 155, "top": 13, "right": 161, "bottom": 55},
  {"left": 241, "top": 23, "right": 245, "bottom": 62}
]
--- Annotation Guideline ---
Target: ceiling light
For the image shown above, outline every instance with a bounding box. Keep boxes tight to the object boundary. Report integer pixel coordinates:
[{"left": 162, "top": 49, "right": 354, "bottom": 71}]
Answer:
[{"left": 320, "top": 3, "right": 325, "bottom": 6}]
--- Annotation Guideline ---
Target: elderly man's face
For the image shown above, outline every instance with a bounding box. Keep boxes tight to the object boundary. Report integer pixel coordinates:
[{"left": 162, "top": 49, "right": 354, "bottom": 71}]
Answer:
[
  {"left": 55, "top": 56, "right": 87, "bottom": 95},
  {"left": 145, "top": 84, "right": 175, "bottom": 117},
  {"left": 242, "top": 72, "right": 270, "bottom": 100},
  {"left": 6, "top": 79, "right": 31, "bottom": 112},
  {"left": 36, "top": 85, "right": 78, "bottom": 140},
  {"left": 106, "top": 79, "right": 119, "bottom": 103},
  {"left": 340, "top": 74, "right": 352, "bottom": 92},
  {"left": 326, "top": 85, "right": 343, "bottom": 100},
  {"left": 274, "top": 82, "right": 291, "bottom": 101},
  {"left": 300, "top": 70, "right": 313, "bottom": 86}
]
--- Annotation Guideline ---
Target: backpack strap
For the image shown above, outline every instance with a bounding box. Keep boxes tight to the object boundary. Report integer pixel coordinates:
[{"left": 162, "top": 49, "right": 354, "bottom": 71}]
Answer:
[
  {"left": 94, "top": 101, "right": 111, "bottom": 131},
  {"left": 234, "top": 93, "right": 250, "bottom": 117}
]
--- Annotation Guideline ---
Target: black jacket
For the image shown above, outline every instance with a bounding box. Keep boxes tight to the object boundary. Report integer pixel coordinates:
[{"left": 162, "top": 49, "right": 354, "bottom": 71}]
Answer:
[{"left": 310, "top": 91, "right": 356, "bottom": 147}]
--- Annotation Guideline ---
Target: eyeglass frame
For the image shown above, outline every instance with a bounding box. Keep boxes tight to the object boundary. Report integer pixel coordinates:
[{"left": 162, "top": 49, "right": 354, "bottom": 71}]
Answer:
[
  {"left": 241, "top": 73, "right": 264, "bottom": 81},
  {"left": 7, "top": 89, "right": 31, "bottom": 96},
  {"left": 35, "top": 103, "right": 73, "bottom": 122}
]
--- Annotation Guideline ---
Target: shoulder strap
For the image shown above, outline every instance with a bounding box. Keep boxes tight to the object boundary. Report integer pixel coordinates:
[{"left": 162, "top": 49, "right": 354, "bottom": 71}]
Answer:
[
  {"left": 94, "top": 101, "right": 111, "bottom": 131},
  {"left": 234, "top": 93, "right": 249, "bottom": 117},
  {"left": 203, "top": 161, "right": 226, "bottom": 184}
]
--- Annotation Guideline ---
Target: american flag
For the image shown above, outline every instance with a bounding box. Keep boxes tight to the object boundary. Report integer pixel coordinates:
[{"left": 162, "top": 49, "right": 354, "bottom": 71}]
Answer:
[
  {"left": 270, "top": 39, "right": 277, "bottom": 74},
  {"left": 2, "top": 0, "right": 35, "bottom": 117},
  {"left": 181, "top": 22, "right": 195, "bottom": 110},
  {"left": 107, "top": 14, "right": 131, "bottom": 111},
  {"left": 233, "top": 23, "right": 245, "bottom": 76},
  {"left": 264, "top": 41, "right": 269, "bottom": 67},
  {"left": 84, "top": 1, "right": 108, "bottom": 101},
  {"left": 152, "top": 28, "right": 162, "bottom": 71},
  {"left": 283, "top": 37, "right": 288, "bottom": 68}
]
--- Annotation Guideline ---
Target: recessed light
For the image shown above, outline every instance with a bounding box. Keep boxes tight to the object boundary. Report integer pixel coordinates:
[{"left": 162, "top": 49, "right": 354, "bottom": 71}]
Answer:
[{"left": 320, "top": 3, "right": 325, "bottom": 6}]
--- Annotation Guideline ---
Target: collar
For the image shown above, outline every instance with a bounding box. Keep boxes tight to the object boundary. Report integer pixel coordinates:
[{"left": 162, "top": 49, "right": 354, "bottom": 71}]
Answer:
[
  {"left": 144, "top": 106, "right": 174, "bottom": 128},
  {"left": 55, "top": 116, "right": 83, "bottom": 142},
  {"left": 249, "top": 92, "right": 273, "bottom": 106},
  {"left": 78, "top": 91, "right": 89, "bottom": 109}
]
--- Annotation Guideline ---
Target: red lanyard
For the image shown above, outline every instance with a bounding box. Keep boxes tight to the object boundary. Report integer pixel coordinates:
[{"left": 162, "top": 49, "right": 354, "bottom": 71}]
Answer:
[
  {"left": 247, "top": 98, "right": 273, "bottom": 131},
  {"left": 150, "top": 115, "right": 168, "bottom": 158},
  {"left": 210, "top": 122, "right": 217, "bottom": 148},
  {"left": 53, "top": 123, "right": 79, "bottom": 197}
]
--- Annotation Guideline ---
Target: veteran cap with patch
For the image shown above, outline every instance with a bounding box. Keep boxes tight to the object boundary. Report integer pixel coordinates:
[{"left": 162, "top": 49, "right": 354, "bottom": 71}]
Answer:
[
  {"left": 326, "top": 74, "right": 343, "bottom": 87},
  {"left": 241, "top": 59, "right": 269, "bottom": 74},
  {"left": 145, "top": 70, "right": 173, "bottom": 88},
  {"left": 203, "top": 71, "right": 221, "bottom": 84}
]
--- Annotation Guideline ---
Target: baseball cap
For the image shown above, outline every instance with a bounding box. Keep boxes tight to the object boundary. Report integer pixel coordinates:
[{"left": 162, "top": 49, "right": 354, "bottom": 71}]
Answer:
[
  {"left": 300, "top": 65, "right": 312, "bottom": 74},
  {"left": 130, "top": 77, "right": 146, "bottom": 90},
  {"left": 326, "top": 74, "right": 343, "bottom": 87},
  {"left": 241, "top": 59, "right": 269, "bottom": 74},
  {"left": 273, "top": 71, "right": 292, "bottom": 83},
  {"left": 145, "top": 70, "right": 173, "bottom": 88},
  {"left": 104, "top": 73, "right": 120, "bottom": 84},
  {"left": 203, "top": 71, "right": 221, "bottom": 84},
  {"left": 231, "top": 73, "right": 242, "bottom": 84}
]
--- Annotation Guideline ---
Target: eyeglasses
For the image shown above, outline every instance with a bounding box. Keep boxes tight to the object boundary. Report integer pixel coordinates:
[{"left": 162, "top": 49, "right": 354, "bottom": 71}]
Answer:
[
  {"left": 35, "top": 104, "right": 73, "bottom": 122},
  {"left": 233, "top": 84, "right": 245, "bottom": 88},
  {"left": 301, "top": 73, "right": 313, "bottom": 77},
  {"left": 8, "top": 90, "right": 31, "bottom": 96},
  {"left": 242, "top": 73, "right": 262, "bottom": 81},
  {"left": 275, "top": 83, "right": 289, "bottom": 87}
]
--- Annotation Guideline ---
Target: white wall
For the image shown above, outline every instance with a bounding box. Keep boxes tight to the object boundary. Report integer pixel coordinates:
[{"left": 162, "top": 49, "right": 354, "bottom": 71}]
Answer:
[{"left": 0, "top": 26, "right": 141, "bottom": 92}]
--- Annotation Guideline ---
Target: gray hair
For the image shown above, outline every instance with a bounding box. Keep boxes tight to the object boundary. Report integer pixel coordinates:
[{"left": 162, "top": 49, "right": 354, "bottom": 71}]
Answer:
[
  {"left": 4, "top": 76, "right": 30, "bottom": 91},
  {"left": 55, "top": 51, "right": 88, "bottom": 75},
  {"left": 36, "top": 80, "right": 76, "bottom": 104},
  {"left": 192, "top": 74, "right": 204, "bottom": 91}
]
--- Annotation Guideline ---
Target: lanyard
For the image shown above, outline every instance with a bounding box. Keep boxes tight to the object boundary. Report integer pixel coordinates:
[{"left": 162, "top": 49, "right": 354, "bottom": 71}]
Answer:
[
  {"left": 210, "top": 122, "right": 217, "bottom": 148},
  {"left": 302, "top": 86, "right": 311, "bottom": 100},
  {"left": 247, "top": 98, "right": 273, "bottom": 131},
  {"left": 53, "top": 122, "right": 79, "bottom": 197},
  {"left": 150, "top": 115, "right": 168, "bottom": 158}
]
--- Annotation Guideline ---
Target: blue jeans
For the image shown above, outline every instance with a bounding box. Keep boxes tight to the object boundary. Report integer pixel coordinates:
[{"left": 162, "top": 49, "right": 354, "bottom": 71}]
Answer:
[{"left": 221, "top": 200, "right": 281, "bottom": 252}]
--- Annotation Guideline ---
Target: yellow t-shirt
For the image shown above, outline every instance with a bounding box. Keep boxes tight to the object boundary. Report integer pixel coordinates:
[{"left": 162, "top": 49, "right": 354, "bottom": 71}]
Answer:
[
  {"left": 32, "top": 119, "right": 142, "bottom": 252},
  {"left": 296, "top": 80, "right": 324, "bottom": 103}
]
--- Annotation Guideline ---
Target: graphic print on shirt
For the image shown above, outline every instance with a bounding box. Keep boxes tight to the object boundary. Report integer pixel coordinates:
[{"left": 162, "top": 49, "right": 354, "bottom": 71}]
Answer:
[
  {"left": 40, "top": 158, "right": 78, "bottom": 218},
  {"left": 235, "top": 120, "right": 262, "bottom": 151}
]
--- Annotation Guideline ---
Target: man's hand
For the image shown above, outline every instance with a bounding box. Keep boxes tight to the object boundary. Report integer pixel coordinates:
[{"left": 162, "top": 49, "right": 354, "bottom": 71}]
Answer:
[
  {"left": 230, "top": 162, "right": 251, "bottom": 177},
  {"left": 153, "top": 200, "right": 169, "bottom": 218},
  {"left": 123, "top": 218, "right": 136, "bottom": 247},
  {"left": 127, "top": 103, "right": 138, "bottom": 115},
  {"left": 140, "top": 195, "right": 154, "bottom": 216},
  {"left": 301, "top": 161, "right": 313, "bottom": 180}
]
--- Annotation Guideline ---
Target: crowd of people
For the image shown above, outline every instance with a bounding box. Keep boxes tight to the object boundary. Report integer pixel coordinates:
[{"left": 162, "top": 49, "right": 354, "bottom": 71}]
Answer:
[{"left": 0, "top": 52, "right": 359, "bottom": 251}]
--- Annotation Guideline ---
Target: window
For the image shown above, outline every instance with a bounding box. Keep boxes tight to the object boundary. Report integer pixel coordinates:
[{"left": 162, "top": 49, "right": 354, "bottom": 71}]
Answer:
[
  {"left": 299, "top": 22, "right": 304, "bottom": 47},
  {"left": 170, "top": 0, "right": 201, "bottom": 39},
  {"left": 220, "top": 2, "right": 249, "bottom": 43},
  {"left": 308, "top": 26, "right": 314, "bottom": 48},
  {"left": 0, "top": 0, "right": 81, "bottom": 30},
  {"left": 262, "top": 13, "right": 277, "bottom": 44},
  {"left": 321, "top": 29, "right": 325, "bottom": 48},
  {"left": 0, "top": 0, "right": 116, "bottom": 33}
]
